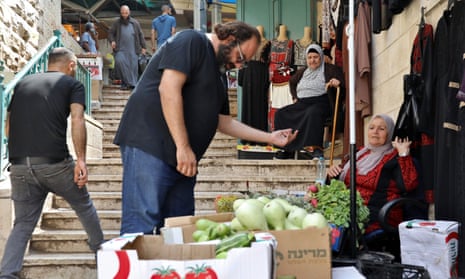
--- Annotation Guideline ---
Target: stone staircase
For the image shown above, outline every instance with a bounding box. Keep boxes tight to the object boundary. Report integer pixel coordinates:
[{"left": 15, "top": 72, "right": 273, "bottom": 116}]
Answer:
[{"left": 19, "top": 85, "right": 333, "bottom": 279}]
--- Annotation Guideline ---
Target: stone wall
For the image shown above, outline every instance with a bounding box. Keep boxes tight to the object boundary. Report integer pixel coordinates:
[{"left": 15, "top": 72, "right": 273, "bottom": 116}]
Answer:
[
  {"left": 0, "top": 1, "right": 40, "bottom": 73},
  {"left": 0, "top": 0, "right": 82, "bottom": 74}
]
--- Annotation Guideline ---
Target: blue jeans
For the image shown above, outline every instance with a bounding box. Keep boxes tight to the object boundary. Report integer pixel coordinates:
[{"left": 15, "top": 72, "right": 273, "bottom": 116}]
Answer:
[
  {"left": 0, "top": 158, "right": 103, "bottom": 279},
  {"left": 120, "top": 145, "right": 196, "bottom": 235}
]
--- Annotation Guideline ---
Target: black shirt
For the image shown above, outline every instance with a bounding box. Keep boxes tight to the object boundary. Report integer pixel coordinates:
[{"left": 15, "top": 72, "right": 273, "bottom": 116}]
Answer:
[
  {"left": 114, "top": 30, "right": 229, "bottom": 167},
  {"left": 8, "top": 72, "right": 85, "bottom": 159}
]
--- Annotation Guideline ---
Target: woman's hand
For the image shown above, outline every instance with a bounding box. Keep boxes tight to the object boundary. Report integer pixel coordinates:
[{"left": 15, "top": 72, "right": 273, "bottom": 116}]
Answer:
[
  {"left": 326, "top": 78, "right": 340, "bottom": 89},
  {"left": 392, "top": 136, "right": 411, "bottom": 156},
  {"left": 327, "top": 164, "right": 343, "bottom": 179}
]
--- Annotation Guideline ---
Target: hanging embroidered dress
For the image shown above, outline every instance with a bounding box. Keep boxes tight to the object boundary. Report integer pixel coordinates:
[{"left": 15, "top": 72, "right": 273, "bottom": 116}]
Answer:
[{"left": 268, "top": 39, "right": 294, "bottom": 130}]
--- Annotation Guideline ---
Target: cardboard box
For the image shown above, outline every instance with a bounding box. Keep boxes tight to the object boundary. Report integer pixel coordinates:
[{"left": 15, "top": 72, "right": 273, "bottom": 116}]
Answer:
[
  {"left": 97, "top": 234, "right": 273, "bottom": 279},
  {"left": 162, "top": 213, "right": 234, "bottom": 244},
  {"left": 162, "top": 214, "right": 332, "bottom": 279},
  {"left": 399, "top": 219, "right": 459, "bottom": 279},
  {"left": 271, "top": 228, "right": 331, "bottom": 279}
]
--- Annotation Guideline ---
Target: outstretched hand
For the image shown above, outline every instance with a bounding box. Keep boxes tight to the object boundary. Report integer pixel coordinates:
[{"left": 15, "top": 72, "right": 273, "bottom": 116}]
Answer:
[{"left": 270, "top": 129, "right": 298, "bottom": 147}]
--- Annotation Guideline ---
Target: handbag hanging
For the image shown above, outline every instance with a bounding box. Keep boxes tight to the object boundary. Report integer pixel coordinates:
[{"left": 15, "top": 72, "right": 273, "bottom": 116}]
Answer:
[{"left": 392, "top": 73, "right": 423, "bottom": 141}]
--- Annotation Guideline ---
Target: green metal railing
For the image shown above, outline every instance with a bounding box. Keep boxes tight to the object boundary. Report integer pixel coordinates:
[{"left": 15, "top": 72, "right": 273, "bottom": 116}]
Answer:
[{"left": 0, "top": 30, "right": 92, "bottom": 180}]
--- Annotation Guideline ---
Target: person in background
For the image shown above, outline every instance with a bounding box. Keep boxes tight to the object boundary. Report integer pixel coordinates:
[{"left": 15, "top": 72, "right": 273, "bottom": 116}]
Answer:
[
  {"left": 113, "top": 21, "right": 298, "bottom": 235},
  {"left": 0, "top": 47, "right": 104, "bottom": 278},
  {"left": 80, "top": 22, "right": 98, "bottom": 54},
  {"left": 108, "top": 5, "right": 146, "bottom": 90},
  {"left": 151, "top": 4, "right": 176, "bottom": 52},
  {"left": 274, "top": 43, "right": 344, "bottom": 159},
  {"left": 327, "top": 114, "right": 418, "bottom": 235}
]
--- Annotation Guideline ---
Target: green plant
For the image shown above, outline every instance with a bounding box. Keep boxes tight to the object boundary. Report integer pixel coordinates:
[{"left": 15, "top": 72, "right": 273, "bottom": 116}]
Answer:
[{"left": 313, "top": 179, "right": 369, "bottom": 232}]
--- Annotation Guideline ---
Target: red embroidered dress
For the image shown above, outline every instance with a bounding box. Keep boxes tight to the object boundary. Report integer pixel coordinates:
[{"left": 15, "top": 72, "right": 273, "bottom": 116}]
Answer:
[{"left": 343, "top": 149, "right": 419, "bottom": 233}]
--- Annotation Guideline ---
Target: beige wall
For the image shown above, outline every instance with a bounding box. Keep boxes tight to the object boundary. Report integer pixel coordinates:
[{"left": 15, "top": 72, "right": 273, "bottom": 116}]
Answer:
[
  {"left": 369, "top": 0, "right": 447, "bottom": 133},
  {"left": 67, "top": 116, "right": 103, "bottom": 160}
]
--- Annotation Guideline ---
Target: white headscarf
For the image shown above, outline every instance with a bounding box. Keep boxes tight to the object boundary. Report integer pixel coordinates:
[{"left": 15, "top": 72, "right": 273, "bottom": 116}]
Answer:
[
  {"left": 340, "top": 114, "right": 395, "bottom": 181},
  {"left": 296, "top": 44, "right": 326, "bottom": 98}
]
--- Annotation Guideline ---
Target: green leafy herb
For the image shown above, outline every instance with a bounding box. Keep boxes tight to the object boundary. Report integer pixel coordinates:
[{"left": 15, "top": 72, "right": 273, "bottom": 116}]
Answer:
[{"left": 315, "top": 179, "right": 369, "bottom": 232}]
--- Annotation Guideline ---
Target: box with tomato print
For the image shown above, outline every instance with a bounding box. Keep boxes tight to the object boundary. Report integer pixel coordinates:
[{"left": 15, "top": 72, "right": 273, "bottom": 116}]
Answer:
[
  {"left": 162, "top": 213, "right": 332, "bottom": 279},
  {"left": 97, "top": 233, "right": 274, "bottom": 279}
]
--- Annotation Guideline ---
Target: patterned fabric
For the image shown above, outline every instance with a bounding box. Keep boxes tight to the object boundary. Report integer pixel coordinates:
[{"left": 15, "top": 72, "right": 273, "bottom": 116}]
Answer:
[
  {"left": 269, "top": 39, "right": 294, "bottom": 83},
  {"left": 342, "top": 150, "right": 419, "bottom": 234},
  {"left": 294, "top": 39, "right": 311, "bottom": 67}
]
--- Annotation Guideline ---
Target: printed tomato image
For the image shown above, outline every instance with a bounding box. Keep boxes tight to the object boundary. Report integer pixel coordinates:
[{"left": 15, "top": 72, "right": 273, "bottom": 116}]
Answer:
[
  {"left": 185, "top": 264, "right": 218, "bottom": 279},
  {"left": 150, "top": 266, "right": 181, "bottom": 279}
]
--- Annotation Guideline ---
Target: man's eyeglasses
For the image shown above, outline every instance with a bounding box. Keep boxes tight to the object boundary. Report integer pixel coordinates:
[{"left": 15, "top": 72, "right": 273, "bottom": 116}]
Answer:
[{"left": 236, "top": 42, "right": 248, "bottom": 69}]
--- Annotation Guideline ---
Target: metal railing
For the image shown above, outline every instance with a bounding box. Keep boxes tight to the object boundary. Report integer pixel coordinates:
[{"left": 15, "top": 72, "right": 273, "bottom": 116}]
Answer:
[{"left": 0, "top": 30, "right": 92, "bottom": 180}]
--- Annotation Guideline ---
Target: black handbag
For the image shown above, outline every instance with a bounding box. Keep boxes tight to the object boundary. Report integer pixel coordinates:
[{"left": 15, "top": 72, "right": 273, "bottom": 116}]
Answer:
[{"left": 392, "top": 73, "right": 423, "bottom": 141}]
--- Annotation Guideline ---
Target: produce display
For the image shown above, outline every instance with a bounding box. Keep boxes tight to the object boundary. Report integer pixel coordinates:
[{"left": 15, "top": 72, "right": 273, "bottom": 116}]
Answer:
[
  {"left": 192, "top": 179, "right": 370, "bottom": 259},
  {"left": 305, "top": 179, "right": 370, "bottom": 232},
  {"left": 193, "top": 194, "right": 330, "bottom": 258}
]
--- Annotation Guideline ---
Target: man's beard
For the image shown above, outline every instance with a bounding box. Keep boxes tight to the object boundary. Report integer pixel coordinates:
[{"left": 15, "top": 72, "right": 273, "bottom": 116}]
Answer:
[
  {"left": 216, "top": 43, "right": 235, "bottom": 73},
  {"left": 120, "top": 16, "right": 130, "bottom": 25}
]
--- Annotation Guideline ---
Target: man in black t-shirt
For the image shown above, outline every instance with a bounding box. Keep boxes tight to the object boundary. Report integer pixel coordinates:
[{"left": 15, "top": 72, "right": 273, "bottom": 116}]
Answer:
[
  {"left": 114, "top": 21, "right": 298, "bottom": 235},
  {"left": 0, "top": 47, "right": 103, "bottom": 278}
]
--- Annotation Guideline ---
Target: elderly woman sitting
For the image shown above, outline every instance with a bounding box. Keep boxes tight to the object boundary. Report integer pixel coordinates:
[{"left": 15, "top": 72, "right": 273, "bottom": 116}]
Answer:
[
  {"left": 328, "top": 114, "right": 419, "bottom": 235},
  {"left": 274, "top": 44, "right": 345, "bottom": 159}
]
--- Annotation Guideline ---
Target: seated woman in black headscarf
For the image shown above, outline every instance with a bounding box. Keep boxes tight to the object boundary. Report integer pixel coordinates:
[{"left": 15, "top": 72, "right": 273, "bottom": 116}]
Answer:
[{"left": 274, "top": 43, "right": 344, "bottom": 159}]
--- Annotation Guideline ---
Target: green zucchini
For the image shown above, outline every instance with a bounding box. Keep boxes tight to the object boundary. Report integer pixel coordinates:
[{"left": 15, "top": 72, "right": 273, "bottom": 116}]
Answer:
[{"left": 215, "top": 232, "right": 255, "bottom": 255}]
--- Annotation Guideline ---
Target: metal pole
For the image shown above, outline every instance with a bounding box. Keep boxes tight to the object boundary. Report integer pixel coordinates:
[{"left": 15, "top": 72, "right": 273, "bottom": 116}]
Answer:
[
  {"left": 346, "top": 0, "right": 358, "bottom": 259},
  {"left": 211, "top": 0, "right": 222, "bottom": 29},
  {"left": 194, "top": 0, "right": 207, "bottom": 32}
]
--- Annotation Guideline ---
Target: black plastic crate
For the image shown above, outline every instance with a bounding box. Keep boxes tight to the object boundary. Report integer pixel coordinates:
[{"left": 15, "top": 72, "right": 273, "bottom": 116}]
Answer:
[{"left": 358, "top": 260, "right": 430, "bottom": 279}]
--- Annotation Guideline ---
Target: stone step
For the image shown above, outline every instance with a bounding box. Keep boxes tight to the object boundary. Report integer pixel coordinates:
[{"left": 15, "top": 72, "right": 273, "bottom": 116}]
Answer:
[
  {"left": 101, "top": 137, "right": 237, "bottom": 149},
  {"left": 101, "top": 94, "right": 129, "bottom": 102},
  {"left": 98, "top": 146, "right": 239, "bottom": 159},
  {"left": 41, "top": 207, "right": 216, "bottom": 233},
  {"left": 86, "top": 158, "right": 324, "bottom": 179},
  {"left": 97, "top": 119, "right": 122, "bottom": 128},
  {"left": 79, "top": 172, "right": 315, "bottom": 193},
  {"left": 91, "top": 111, "right": 125, "bottom": 120},
  {"left": 42, "top": 209, "right": 121, "bottom": 231},
  {"left": 54, "top": 175, "right": 310, "bottom": 209},
  {"left": 100, "top": 99, "right": 128, "bottom": 106},
  {"left": 30, "top": 230, "right": 120, "bottom": 253},
  {"left": 22, "top": 252, "right": 97, "bottom": 279}
]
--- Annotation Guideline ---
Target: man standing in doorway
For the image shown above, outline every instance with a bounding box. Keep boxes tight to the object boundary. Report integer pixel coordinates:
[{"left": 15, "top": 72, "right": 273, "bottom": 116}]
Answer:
[
  {"left": 0, "top": 47, "right": 104, "bottom": 278},
  {"left": 151, "top": 4, "right": 176, "bottom": 52},
  {"left": 108, "top": 5, "right": 146, "bottom": 90}
]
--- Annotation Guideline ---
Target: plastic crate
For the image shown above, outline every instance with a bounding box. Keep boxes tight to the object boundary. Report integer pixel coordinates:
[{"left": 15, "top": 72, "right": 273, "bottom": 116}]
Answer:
[{"left": 358, "top": 260, "right": 430, "bottom": 279}]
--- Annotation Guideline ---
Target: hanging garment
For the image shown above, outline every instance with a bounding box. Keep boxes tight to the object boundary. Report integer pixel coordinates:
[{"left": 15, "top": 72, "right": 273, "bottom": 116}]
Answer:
[
  {"left": 433, "top": 2, "right": 465, "bottom": 275},
  {"left": 342, "top": 1, "right": 372, "bottom": 154},
  {"left": 268, "top": 39, "right": 294, "bottom": 130},
  {"left": 238, "top": 38, "right": 271, "bottom": 137},
  {"left": 294, "top": 39, "right": 312, "bottom": 68}
]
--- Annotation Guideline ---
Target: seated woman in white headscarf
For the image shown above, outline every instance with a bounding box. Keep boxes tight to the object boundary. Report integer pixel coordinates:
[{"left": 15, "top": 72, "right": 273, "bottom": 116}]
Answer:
[{"left": 274, "top": 43, "right": 344, "bottom": 159}]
